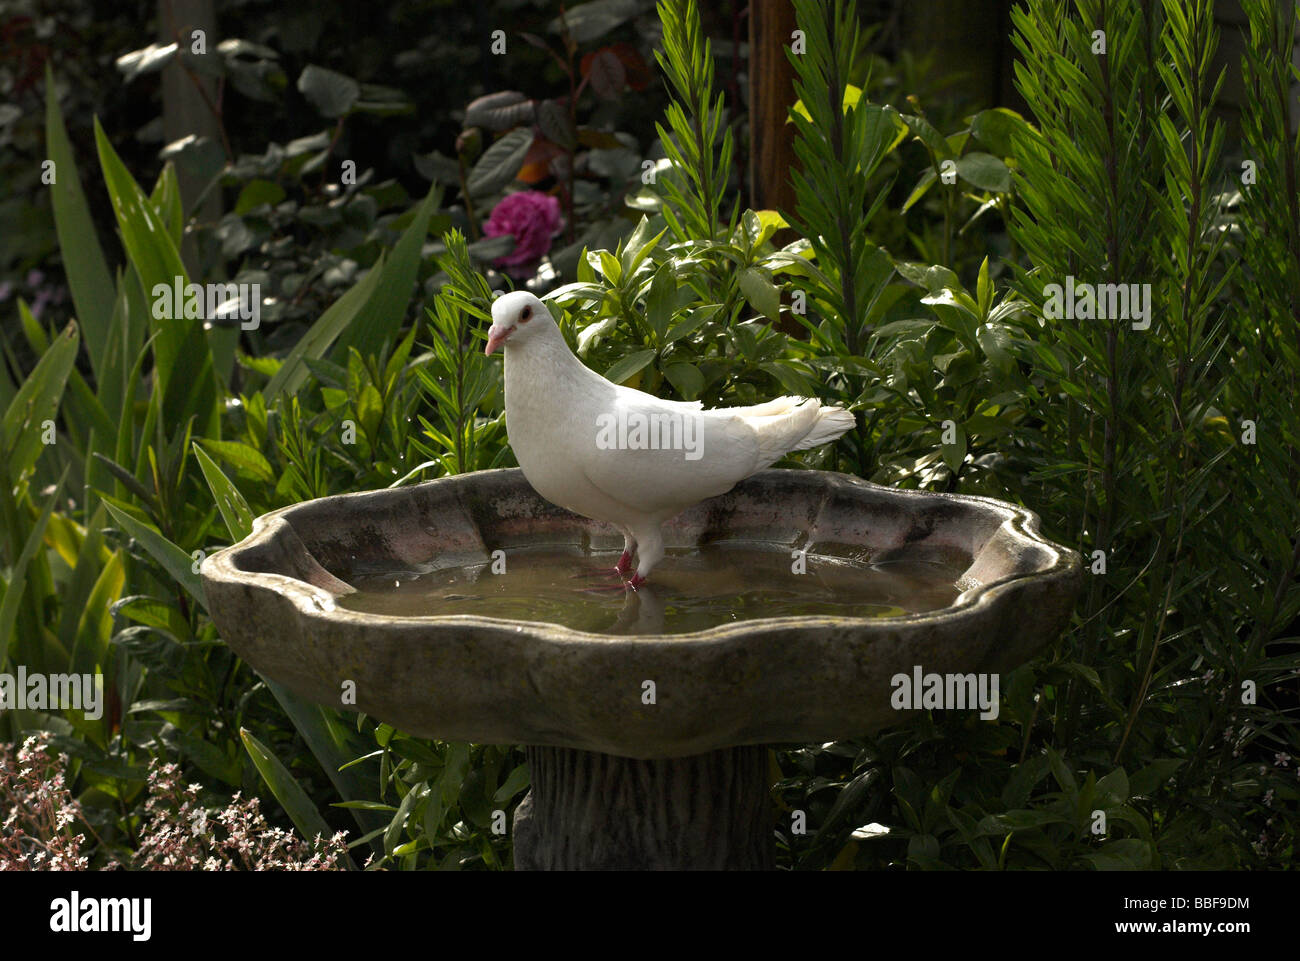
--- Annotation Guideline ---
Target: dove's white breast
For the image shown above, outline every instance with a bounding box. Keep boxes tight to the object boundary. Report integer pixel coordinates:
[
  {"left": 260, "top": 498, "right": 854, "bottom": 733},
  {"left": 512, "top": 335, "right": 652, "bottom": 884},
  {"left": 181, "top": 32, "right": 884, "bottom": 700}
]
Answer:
[{"left": 503, "top": 347, "right": 637, "bottom": 523}]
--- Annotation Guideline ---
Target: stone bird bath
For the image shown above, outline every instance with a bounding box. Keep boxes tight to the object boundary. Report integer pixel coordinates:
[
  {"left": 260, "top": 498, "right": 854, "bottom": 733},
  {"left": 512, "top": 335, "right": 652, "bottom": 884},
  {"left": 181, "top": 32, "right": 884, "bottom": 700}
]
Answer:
[{"left": 200, "top": 468, "right": 1080, "bottom": 869}]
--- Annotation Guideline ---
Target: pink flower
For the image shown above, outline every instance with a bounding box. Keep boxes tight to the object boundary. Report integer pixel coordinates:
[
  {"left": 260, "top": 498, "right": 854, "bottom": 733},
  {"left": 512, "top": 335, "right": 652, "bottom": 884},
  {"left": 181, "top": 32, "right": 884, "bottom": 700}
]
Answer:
[{"left": 482, "top": 190, "right": 563, "bottom": 278}]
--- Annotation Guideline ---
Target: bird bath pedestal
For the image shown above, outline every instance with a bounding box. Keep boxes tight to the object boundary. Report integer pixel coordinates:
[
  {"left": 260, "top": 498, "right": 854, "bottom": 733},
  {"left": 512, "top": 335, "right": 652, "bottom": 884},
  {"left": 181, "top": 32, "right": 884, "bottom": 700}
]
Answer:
[{"left": 200, "top": 469, "right": 1080, "bottom": 870}]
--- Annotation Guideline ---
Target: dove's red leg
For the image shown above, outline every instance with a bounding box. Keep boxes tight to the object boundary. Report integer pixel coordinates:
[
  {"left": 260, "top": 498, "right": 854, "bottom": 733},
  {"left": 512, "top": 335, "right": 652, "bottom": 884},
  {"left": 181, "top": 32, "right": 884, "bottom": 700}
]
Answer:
[
  {"left": 624, "top": 526, "right": 662, "bottom": 592},
  {"left": 615, "top": 549, "right": 634, "bottom": 575}
]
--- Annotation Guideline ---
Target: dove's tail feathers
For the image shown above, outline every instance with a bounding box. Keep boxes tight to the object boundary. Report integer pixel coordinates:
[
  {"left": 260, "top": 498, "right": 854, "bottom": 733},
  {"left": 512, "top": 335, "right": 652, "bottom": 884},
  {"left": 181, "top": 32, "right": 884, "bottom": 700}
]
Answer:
[
  {"left": 742, "top": 397, "right": 855, "bottom": 466},
  {"left": 730, "top": 395, "right": 808, "bottom": 418},
  {"left": 789, "top": 404, "right": 856, "bottom": 451}
]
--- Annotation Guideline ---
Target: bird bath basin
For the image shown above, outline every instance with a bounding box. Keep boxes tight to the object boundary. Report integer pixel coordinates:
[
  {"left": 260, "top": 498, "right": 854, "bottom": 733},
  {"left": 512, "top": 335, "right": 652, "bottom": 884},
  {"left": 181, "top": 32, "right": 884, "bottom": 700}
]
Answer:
[{"left": 200, "top": 468, "right": 1081, "bottom": 869}]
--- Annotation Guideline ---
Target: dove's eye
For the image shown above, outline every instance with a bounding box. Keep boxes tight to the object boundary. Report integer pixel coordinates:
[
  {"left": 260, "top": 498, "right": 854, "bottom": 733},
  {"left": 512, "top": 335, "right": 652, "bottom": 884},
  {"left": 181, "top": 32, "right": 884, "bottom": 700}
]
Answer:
[{"left": 520, "top": 305, "right": 533, "bottom": 323}]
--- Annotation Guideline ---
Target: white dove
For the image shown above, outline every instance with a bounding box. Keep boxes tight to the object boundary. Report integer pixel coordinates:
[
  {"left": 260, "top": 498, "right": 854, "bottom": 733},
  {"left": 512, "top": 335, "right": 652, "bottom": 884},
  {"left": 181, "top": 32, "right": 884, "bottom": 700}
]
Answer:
[{"left": 485, "top": 291, "right": 855, "bottom": 589}]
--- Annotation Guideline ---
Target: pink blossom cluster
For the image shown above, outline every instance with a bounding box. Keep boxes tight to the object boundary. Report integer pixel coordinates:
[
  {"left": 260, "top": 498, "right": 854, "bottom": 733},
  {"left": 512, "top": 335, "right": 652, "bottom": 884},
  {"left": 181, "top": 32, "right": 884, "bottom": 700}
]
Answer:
[
  {"left": 0, "top": 734, "right": 91, "bottom": 870},
  {"left": 131, "top": 761, "right": 353, "bottom": 871},
  {"left": 1, "top": 733, "right": 356, "bottom": 871},
  {"left": 482, "top": 190, "right": 563, "bottom": 279}
]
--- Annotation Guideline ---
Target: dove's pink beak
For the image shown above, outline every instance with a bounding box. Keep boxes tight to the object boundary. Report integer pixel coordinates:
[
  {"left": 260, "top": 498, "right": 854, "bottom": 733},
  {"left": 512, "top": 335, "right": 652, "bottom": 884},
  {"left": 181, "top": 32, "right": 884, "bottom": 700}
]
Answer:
[{"left": 484, "top": 324, "right": 512, "bottom": 356}]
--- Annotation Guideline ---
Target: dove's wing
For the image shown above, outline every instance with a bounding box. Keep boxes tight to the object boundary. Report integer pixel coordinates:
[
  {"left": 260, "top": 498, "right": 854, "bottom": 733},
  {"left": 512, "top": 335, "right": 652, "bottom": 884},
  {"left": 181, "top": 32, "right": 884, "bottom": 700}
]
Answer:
[{"left": 575, "top": 389, "right": 764, "bottom": 515}]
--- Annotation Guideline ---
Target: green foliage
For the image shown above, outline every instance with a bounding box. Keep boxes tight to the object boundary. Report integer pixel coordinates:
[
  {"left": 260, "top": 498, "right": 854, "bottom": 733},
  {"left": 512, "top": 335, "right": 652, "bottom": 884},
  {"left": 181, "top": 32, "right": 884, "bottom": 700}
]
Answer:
[
  {"left": 770, "top": 0, "right": 1298, "bottom": 871},
  {"left": 653, "top": 0, "right": 735, "bottom": 243},
  {"left": 2, "top": 0, "right": 1296, "bottom": 872},
  {"left": 338, "top": 732, "right": 528, "bottom": 870},
  {"left": 411, "top": 232, "right": 507, "bottom": 477}
]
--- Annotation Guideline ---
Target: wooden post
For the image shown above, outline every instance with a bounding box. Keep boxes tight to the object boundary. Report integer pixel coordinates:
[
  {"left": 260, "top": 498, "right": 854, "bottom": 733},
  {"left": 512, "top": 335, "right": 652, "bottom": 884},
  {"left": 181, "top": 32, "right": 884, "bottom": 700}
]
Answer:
[{"left": 748, "top": 0, "right": 799, "bottom": 217}]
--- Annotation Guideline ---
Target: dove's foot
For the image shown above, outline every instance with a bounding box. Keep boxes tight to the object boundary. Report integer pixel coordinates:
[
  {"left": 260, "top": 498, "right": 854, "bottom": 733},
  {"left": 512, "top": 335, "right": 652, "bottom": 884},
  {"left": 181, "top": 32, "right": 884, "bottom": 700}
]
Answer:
[{"left": 627, "top": 573, "right": 648, "bottom": 591}]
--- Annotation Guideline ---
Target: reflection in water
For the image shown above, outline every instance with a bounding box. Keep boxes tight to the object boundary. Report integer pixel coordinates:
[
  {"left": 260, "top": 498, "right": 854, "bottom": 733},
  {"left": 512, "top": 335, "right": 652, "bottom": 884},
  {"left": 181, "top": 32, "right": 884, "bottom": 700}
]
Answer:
[
  {"left": 610, "top": 583, "right": 667, "bottom": 635},
  {"left": 337, "top": 545, "right": 964, "bottom": 636}
]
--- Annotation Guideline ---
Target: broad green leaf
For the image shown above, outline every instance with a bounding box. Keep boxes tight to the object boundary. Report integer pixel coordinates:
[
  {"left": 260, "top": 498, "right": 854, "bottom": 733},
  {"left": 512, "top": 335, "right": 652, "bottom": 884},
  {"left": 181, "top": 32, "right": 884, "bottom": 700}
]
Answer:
[
  {"left": 1, "top": 320, "right": 79, "bottom": 484},
  {"left": 356, "top": 384, "right": 383, "bottom": 443},
  {"left": 263, "top": 680, "right": 388, "bottom": 844},
  {"left": 332, "top": 800, "right": 399, "bottom": 813},
  {"left": 70, "top": 548, "right": 125, "bottom": 683},
  {"left": 549, "top": 0, "right": 638, "bottom": 43},
  {"left": 234, "top": 179, "right": 287, "bottom": 215},
  {"left": 597, "top": 249, "right": 622, "bottom": 285},
  {"left": 740, "top": 267, "right": 781, "bottom": 321},
  {"left": 55, "top": 504, "right": 107, "bottom": 660},
  {"left": 463, "top": 91, "right": 535, "bottom": 132},
  {"left": 969, "top": 107, "right": 1033, "bottom": 158},
  {"left": 902, "top": 168, "right": 938, "bottom": 214},
  {"left": 0, "top": 468, "right": 67, "bottom": 666},
  {"left": 297, "top": 64, "right": 359, "bottom": 117},
  {"left": 1095, "top": 768, "right": 1130, "bottom": 807},
  {"left": 334, "top": 183, "right": 439, "bottom": 360},
  {"left": 94, "top": 118, "right": 219, "bottom": 438},
  {"left": 103, "top": 500, "right": 205, "bottom": 609},
  {"left": 645, "top": 263, "right": 676, "bottom": 341},
  {"left": 240, "top": 728, "right": 340, "bottom": 850},
  {"left": 664, "top": 304, "right": 719, "bottom": 344},
  {"left": 43, "top": 511, "right": 88, "bottom": 570},
  {"left": 383, "top": 781, "right": 423, "bottom": 855},
  {"left": 760, "top": 360, "right": 816, "bottom": 395},
  {"left": 492, "top": 764, "right": 531, "bottom": 805},
  {"left": 941, "top": 423, "right": 967, "bottom": 473},
  {"left": 859, "top": 105, "right": 910, "bottom": 172},
  {"left": 902, "top": 113, "right": 955, "bottom": 159},
  {"left": 955, "top": 152, "right": 1012, "bottom": 193},
  {"left": 45, "top": 65, "right": 114, "bottom": 376},
  {"left": 619, "top": 215, "right": 663, "bottom": 278},
  {"left": 178, "top": 731, "right": 240, "bottom": 787},
  {"left": 196, "top": 438, "right": 274, "bottom": 484},
  {"left": 192, "top": 442, "right": 254, "bottom": 541},
  {"left": 744, "top": 208, "right": 788, "bottom": 248},
  {"left": 662, "top": 362, "right": 704, "bottom": 400},
  {"left": 976, "top": 256, "right": 992, "bottom": 316},
  {"left": 604, "top": 348, "right": 657, "bottom": 385},
  {"left": 18, "top": 298, "right": 48, "bottom": 353},
  {"left": 466, "top": 129, "right": 534, "bottom": 197},
  {"left": 149, "top": 162, "right": 184, "bottom": 246},
  {"left": 266, "top": 254, "right": 388, "bottom": 400},
  {"left": 896, "top": 261, "right": 960, "bottom": 294},
  {"left": 976, "top": 323, "right": 1013, "bottom": 375}
]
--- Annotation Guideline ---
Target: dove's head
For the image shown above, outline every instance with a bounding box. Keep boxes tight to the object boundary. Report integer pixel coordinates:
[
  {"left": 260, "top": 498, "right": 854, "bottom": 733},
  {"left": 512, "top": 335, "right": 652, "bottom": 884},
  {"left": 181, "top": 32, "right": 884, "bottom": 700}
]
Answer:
[{"left": 485, "top": 291, "right": 552, "bottom": 355}]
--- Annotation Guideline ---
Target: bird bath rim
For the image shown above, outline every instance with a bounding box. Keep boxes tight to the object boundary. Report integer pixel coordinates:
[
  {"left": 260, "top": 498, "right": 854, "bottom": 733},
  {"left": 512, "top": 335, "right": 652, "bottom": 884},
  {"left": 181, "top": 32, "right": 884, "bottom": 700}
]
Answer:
[{"left": 200, "top": 468, "right": 1078, "bottom": 646}]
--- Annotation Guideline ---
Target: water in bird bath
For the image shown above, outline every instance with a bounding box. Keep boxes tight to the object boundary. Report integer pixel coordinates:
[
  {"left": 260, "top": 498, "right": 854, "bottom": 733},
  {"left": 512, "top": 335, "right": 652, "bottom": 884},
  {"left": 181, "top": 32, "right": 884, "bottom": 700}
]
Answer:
[{"left": 336, "top": 544, "right": 964, "bottom": 635}]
